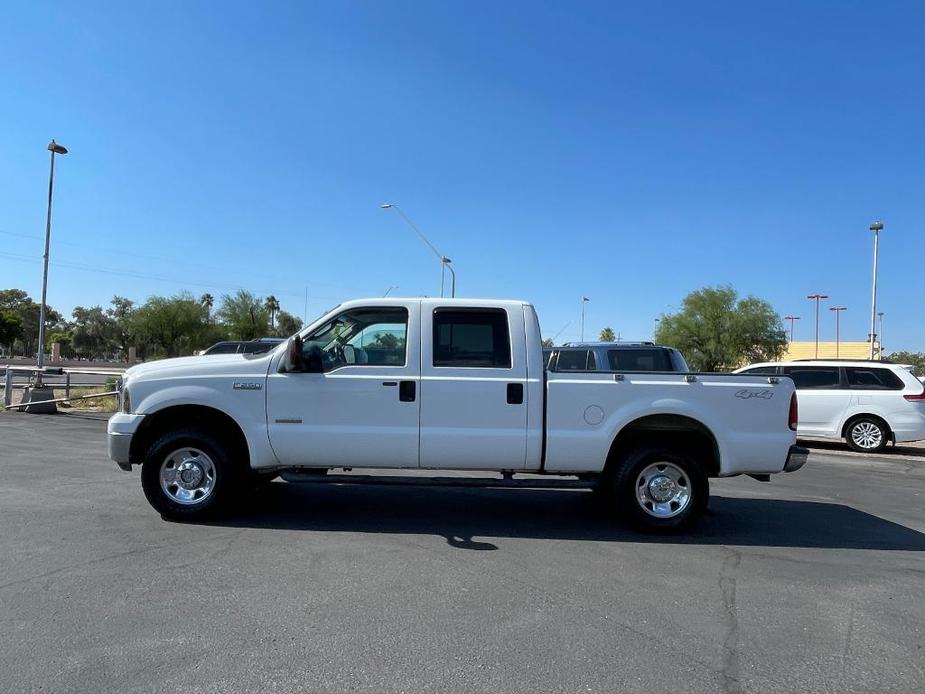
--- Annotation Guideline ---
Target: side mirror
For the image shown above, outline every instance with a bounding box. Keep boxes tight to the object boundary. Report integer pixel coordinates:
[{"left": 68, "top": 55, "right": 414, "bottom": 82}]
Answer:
[{"left": 284, "top": 335, "right": 305, "bottom": 372}]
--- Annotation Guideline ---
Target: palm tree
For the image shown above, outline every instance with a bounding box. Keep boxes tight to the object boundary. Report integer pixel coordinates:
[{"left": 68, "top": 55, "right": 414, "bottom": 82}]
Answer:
[
  {"left": 599, "top": 327, "right": 616, "bottom": 342},
  {"left": 200, "top": 293, "right": 214, "bottom": 323},
  {"left": 265, "top": 295, "right": 280, "bottom": 330}
]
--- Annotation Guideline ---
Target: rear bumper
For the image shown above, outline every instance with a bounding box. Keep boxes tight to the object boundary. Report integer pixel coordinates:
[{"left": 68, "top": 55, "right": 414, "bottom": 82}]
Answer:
[
  {"left": 783, "top": 445, "right": 809, "bottom": 473},
  {"left": 107, "top": 413, "right": 145, "bottom": 470}
]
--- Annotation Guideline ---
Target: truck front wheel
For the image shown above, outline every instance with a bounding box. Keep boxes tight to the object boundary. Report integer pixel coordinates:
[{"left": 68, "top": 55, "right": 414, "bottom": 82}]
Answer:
[
  {"left": 606, "top": 445, "right": 709, "bottom": 532},
  {"left": 141, "top": 429, "right": 243, "bottom": 521}
]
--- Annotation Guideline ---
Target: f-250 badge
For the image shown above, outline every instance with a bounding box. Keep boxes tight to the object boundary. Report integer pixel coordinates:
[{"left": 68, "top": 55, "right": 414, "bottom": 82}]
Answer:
[
  {"left": 233, "top": 382, "right": 263, "bottom": 390},
  {"left": 735, "top": 389, "right": 773, "bottom": 400}
]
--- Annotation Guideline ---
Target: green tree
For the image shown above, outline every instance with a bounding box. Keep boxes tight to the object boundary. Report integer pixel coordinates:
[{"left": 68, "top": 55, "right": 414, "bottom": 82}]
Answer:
[
  {"left": 45, "top": 329, "right": 76, "bottom": 359},
  {"left": 265, "top": 295, "right": 280, "bottom": 330},
  {"left": 200, "top": 293, "right": 214, "bottom": 323},
  {"left": 275, "top": 310, "right": 302, "bottom": 337},
  {"left": 599, "top": 327, "right": 616, "bottom": 342},
  {"left": 0, "top": 289, "right": 62, "bottom": 357},
  {"left": 218, "top": 290, "right": 270, "bottom": 340},
  {"left": 887, "top": 351, "right": 925, "bottom": 373},
  {"left": 108, "top": 296, "right": 136, "bottom": 356},
  {"left": 655, "top": 286, "right": 786, "bottom": 371},
  {"left": 0, "top": 310, "right": 23, "bottom": 355},
  {"left": 71, "top": 306, "right": 117, "bottom": 359},
  {"left": 131, "top": 292, "right": 221, "bottom": 358}
]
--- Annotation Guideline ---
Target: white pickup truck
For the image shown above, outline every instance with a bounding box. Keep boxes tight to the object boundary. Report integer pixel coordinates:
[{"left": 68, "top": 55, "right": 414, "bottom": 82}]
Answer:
[{"left": 108, "top": 298, "right": 806, "bottom": 530}]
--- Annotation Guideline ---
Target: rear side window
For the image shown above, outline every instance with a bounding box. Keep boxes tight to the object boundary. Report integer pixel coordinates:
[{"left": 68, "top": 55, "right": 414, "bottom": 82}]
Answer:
[
  {"left": 607, "top": 348, "right": 672, "bottom": 371},
  {"left": 783, "top": 366, "right": 841, "bottom": 389},
  {"left": 845, "top": 367, "right": 904, "bottom": 390},
  {"left": 433, "top": 308, "right": 511, "bottom": 368},
  {"left": 556, "top": 350, "right": 595, "bottom": 370}
]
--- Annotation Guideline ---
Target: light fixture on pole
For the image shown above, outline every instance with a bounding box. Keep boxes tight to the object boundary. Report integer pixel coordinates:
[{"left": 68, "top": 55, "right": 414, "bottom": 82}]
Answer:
[
  {"left": 784, "top": 315, "right": 800, "bottom": 343},
  {"left": 807, "top": 294, "right": 828, "bottom": 359},
  {"left": 868, "top": 221, "right": 883, "bottom": 359},
  {"left": 829, "top": 306, "right": 847, "bottom": 358},
  {"left": 878, "top": 312, "right": 884, "bottom": 355},
  {"left": 35, "top": 139, "right": 68, "bottom": 389},
  {"left": 580, "top": 297, "right": 590, "bottom": 341},
  {"left": 380, "top": 203, "right": 455, "bottom": 297}
]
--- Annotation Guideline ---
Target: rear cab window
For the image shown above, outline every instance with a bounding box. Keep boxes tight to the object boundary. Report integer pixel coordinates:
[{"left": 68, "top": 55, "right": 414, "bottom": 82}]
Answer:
[{"left": 433, "top": 308, "right": 511, "bottom": 368}]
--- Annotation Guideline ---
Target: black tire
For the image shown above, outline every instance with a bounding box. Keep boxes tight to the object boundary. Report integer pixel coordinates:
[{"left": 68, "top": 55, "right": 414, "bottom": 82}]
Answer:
[
  {"left": 605, "top": 445, "right": 709, "bottom": 532},
  {"left": 140, "top": 428, "right": 246, "bottom": 521},
  {"left": 844, "top": 416, "right": 890, "bottom": 454}
]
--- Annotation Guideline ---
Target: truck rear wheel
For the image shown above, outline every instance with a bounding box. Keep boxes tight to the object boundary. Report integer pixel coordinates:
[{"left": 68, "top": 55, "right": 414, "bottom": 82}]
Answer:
[
  {"left": 141, "top": 428, "right": 244, "bottom": 521},
  {"left": 606, "top": 445, "right": 708, "bottom": 532}
]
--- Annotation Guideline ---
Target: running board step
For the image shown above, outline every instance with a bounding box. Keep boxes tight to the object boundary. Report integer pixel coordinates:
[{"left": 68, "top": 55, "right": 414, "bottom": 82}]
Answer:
[{"left": 279, "top": 471, "right": 594, "bottom": 489}]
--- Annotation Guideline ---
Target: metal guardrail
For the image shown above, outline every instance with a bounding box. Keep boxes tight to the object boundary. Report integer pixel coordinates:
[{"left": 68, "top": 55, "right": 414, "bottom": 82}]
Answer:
[{"left": 2, "top": 365, "right": 124, "bottom": 409}]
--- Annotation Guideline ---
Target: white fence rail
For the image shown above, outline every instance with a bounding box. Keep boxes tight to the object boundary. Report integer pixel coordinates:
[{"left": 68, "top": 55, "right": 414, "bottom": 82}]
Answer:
[{"left": 2, "top": 366, "right": 125, "bottom": 409}]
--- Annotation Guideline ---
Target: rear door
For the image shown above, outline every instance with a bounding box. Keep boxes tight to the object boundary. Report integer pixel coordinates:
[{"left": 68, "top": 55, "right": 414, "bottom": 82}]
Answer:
[
  {"left": 419, "top": 303, "right": 528, "bottom": 470},
  {"left": 782, "top": 365, "right": 850, "bottom": 436}
]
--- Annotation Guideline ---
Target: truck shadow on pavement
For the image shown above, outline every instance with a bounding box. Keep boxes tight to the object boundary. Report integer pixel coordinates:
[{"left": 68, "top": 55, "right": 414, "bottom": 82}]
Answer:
[{"left": 208, "top": 483, "right": 925, "bottom": 552}]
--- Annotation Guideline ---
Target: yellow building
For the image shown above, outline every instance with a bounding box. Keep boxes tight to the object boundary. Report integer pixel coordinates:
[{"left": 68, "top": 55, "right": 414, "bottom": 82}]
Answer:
[{"left": 782, "top": 341, "right": 881, "bottom": 361}]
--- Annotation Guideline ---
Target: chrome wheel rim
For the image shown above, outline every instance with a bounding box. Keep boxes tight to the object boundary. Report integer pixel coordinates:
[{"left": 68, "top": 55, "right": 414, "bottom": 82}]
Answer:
[
  {"left": 851, "top": 421, "right": 883, "bottom": 450},
  {"left": 159, "top": 447, "right": 216, "bottom": 505},
  {"left": 635, "top": 462, "right": 691, "bottom": 518}
]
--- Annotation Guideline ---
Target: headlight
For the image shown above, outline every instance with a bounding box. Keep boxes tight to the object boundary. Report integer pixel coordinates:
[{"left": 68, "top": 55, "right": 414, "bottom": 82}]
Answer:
[{"left": 121, "top": 385, "right": 132, "bottom": 414}]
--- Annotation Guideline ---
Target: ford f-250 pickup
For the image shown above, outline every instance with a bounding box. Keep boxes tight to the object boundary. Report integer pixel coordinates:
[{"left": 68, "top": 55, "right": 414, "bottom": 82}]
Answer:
[{"left": 108, "top": 298, "right": 806, "bottom": 530}]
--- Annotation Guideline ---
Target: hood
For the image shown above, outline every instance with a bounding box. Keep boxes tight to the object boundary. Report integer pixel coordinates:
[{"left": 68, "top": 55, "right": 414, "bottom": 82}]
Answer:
[{"left": 124, "top": 352, "right": 273, "bottom": 381}]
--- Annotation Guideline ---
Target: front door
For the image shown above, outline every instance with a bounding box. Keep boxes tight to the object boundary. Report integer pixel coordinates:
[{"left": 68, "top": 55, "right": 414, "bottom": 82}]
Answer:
[
  {"left": 419, "top": 303, "right": 528, "bottom": 470},
  {"left": 266, "top": 302, "right": 421, "bottom": 468}
]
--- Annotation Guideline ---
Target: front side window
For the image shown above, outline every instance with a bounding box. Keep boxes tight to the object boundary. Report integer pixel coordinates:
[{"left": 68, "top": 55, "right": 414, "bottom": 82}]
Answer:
[
  {"left": 783, "top": 366, "right": 841, "bottom": 389},
  {"left": 607, "top": 348, "right": 672, "bottom": 371},
  {"left": 433, "top": 308, "right": 511, "bottom": 368},
  {"left": 303, "top": 307, "right": 408, "bottom": 371},
  {"left": 845, "top": 367, "right": 904, "bottom": 390}
]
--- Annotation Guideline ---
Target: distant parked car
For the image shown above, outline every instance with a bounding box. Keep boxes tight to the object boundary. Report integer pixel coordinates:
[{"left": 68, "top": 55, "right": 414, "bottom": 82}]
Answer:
[
  {"left": 544, "top": 342, "right": 690, "bottom": 372},
  {"left": 199, "top": 338, "right": 284, "bottom": 356},
  {"left": 734, "top": 359, "right": 925, "bottom": 453}
]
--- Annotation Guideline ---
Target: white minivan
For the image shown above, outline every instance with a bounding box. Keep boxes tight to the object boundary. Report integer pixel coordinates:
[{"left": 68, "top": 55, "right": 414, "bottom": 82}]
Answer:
[{"left": 735, "top": 360, "right": 925, "bottom": 452}]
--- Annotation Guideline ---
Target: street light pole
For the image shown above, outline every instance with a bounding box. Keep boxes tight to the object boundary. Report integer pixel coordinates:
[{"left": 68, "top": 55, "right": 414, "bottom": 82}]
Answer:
[
  {"left": 383, "top": 285, "right": 399, "bottom": 297},
  {"left": 36, "top": 139, "right": 68, "bottom": 386},
  {"left": 653, "top": 317, "right": 660, "bottom": 341},
  {"left": 580, "top": 297, "right": 590, "bottom": 341},
  {"left": 807, "top": 294, "right": 828, "bottom": 359},
  {"left": 784, "top": 315, "right": 800, "bottom": 343},
  {"left": 380, "top": 203, "right": 456, "bottom": 297},
  {"left": 869, "top": 221, "right": 883, "bottom": 360},
  {"left": 829, "top": 306, "right": 847, "bottom": 358}
]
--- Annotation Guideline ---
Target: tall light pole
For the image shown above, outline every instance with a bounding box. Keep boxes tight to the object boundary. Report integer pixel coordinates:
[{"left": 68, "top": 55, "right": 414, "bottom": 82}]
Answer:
[
  {"left": 829, "top": 306, "right": 847, "bottom": 358},
  {"left": 35, "top": 139, "right": 69, "bottom": 387},
  {"left": 580, "top": 296, "right": 590, "bottom": 341},
  {"left": 380, "top": 203, "right": 455, "bottom": 297},
  {"left": 878, "top": 312, "right": 884, "bottom": 356},
  {"left": 784, "top": 315, "right": 800, "bottom": 343},
  {"left": 653, "top": 317, "right": 660, "bottom": 341},
  {"left": 807, "top": 294, "right": 828, "bottom": 359},
  {"left": 383, "top": 285, "right": 399, "bottom": 297},
  {"left": 868, "top": 221, "right": 883, "bottom": 359}
]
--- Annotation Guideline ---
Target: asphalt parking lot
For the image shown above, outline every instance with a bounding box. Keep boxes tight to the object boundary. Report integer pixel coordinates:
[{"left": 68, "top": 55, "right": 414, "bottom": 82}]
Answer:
[{"left": 2, "top": 414, "right": 924, "bottom": 693}]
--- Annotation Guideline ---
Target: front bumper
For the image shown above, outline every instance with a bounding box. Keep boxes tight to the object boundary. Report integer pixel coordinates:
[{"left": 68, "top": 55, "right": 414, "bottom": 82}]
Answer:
[
  {"left": 783, "top": 445, "right": 809, "bottom": 473},
  {"left": 107, "top": 413, "right": 146, "bottom": 470}
]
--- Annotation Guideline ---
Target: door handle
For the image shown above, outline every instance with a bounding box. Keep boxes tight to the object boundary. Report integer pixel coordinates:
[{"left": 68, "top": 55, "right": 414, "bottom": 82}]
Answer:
[
  {"left": 507, "top": 383, "right": 524, "bottom": 405},
  {"left": 399, "top": 381, "right": 416, "bottom": 402},
  {"left": 381, "top": 381, "right": 398, "bottom": 387}
]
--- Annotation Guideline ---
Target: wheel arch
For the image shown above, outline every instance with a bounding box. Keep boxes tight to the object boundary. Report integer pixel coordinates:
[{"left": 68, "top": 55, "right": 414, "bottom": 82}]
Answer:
[
  {"left": 130, "top": 404, "right": 251, "bottom": 468},
  {"left": 841, "top": 412, "right": 894, "bottom": 443},
  {"left": 605, "top": 414, "right": 721, "bottom": 477}
]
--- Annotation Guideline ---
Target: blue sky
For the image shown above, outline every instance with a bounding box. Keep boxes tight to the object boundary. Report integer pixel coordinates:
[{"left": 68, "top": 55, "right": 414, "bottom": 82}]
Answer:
[{"left": 1, "top": 1, "right": 923, "bottom": 349}]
